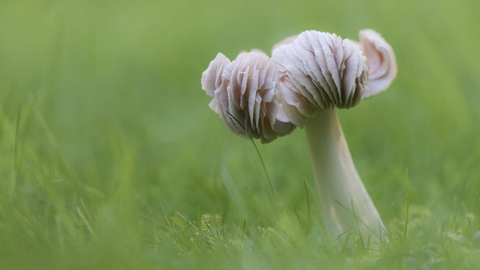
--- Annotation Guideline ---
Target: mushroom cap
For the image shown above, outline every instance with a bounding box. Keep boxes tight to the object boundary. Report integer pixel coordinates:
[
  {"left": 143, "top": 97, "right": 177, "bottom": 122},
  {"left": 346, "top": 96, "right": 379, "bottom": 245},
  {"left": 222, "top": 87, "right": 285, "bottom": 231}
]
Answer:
[
  {"left": 201, "top": 52, "right": 295, "bottom": 143},
  {"left": 359, "top": 29, "right": 397, "bottom": 98},
  {"left": 272, "top": 31, "right": 369, "bottom": 127},
  {"left": 201, "top": 29, "right": 397, "bottom": 135}
]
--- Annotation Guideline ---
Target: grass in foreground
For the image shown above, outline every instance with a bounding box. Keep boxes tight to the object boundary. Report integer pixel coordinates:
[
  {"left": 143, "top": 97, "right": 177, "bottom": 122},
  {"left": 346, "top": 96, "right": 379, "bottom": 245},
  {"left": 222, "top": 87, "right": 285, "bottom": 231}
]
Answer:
[{"left": 1, "top": 99, "right": 479, "bottom": 269}]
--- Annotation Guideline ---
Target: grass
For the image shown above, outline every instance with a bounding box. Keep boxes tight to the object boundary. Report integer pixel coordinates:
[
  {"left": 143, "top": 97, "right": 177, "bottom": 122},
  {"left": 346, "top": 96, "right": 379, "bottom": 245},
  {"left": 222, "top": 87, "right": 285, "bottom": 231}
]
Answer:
[{"left": 1, "top": 0, "right": 480, "bottom": 269}]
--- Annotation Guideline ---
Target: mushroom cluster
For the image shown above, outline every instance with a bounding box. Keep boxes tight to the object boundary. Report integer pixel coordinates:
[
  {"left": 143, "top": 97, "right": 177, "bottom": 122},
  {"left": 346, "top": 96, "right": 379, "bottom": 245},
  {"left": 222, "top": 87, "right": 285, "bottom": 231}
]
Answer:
[{"left": 201, "top": 29, "right": 397, "bottom": 249}]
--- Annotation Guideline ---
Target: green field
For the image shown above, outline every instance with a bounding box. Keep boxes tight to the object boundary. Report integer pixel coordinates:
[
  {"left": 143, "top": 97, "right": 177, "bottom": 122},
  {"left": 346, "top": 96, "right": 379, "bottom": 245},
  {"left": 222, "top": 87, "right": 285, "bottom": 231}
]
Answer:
[{"left": 1, "top": 0, "right": 480, "bottom": 269}]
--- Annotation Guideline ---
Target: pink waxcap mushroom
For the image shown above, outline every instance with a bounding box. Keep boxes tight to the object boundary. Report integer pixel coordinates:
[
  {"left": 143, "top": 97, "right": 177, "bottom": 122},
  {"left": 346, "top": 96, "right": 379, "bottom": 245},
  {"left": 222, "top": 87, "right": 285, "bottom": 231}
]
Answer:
[
  {"left": 272, "top": 31, "right": 369, "bottom": 127},
  {"left": 271, "top": 29, "right": 394, "bottom": 247},
  {"left": 201, "top": 51, "right": 295, "bottom": 143},
  {"left": 359, "top": 29, "right": 397, "bottom": 98}
]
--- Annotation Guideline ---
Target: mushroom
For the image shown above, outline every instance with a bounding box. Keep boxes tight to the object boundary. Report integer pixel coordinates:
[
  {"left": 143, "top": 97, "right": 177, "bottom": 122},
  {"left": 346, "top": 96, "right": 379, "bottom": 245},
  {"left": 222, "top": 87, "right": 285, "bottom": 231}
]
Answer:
[
  {"left": 200, "top": 29, "right": 396, "bottom": 249},
  {"left": 271, "top": 30, "right": 396, "bottom": 248},
  {"left": 201, "top": 51, "right": 295, "bottom": 144}
]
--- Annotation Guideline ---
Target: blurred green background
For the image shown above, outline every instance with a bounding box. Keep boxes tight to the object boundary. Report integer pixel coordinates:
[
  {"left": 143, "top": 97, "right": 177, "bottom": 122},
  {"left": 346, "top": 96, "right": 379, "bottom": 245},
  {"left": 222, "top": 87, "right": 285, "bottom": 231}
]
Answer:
[{"left": 1, "top": 0, "right": 480, "bottom": 269}]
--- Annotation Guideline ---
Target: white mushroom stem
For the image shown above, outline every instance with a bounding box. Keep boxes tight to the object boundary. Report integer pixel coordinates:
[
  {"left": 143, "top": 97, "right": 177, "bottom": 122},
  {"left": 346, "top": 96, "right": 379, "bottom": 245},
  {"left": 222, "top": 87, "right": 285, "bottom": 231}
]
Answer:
[{"left": 304, "top": 109, "right": 387, "bottom": 248}]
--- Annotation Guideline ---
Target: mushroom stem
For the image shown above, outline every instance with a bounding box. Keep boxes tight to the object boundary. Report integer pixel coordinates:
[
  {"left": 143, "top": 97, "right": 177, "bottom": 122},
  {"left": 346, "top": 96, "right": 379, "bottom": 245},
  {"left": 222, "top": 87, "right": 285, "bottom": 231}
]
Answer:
[{"left": 304, "top": 109, "right": 387, "bottom": 249}]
